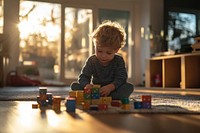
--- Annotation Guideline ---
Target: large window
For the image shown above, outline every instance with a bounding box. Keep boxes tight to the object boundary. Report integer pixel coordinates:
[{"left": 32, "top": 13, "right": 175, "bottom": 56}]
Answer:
[
  {"left": 19, "top": 1, "right": 61, "bottom": 80},
  {"left": 64, "top": 8, "right": 93, "bottom": 79},
  {"left": 167, "top": 11, "right": 197, "bottom": 53},
  {"left": 18, "top": 1, "right": 132, "bottom": 84},
  {"left": 19, "top": 2, "right": 93, "bottom": 81},
  {"left": 0, "top": 0, "right": 3, "bottom": 34}
]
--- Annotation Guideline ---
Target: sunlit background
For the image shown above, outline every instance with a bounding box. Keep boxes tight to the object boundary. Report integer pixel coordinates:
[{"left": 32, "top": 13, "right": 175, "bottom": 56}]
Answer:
[
  {"left": 17, "top": 0, "right": 129, "bottom": 83},
  {"left": 0, "top": 0, "right": 130, "bottom": 84},
  {"left": 0, "top": 0, "right": 3, "bottom": 34},
  {"left": 18, "top": 1, "right": 95, "bottom": 82},
  {"left": 19, "top": 1, "right": 61, "bottom": 80},
  {"left": 167, "top": 11, "right": 196, "bottom": 52}
]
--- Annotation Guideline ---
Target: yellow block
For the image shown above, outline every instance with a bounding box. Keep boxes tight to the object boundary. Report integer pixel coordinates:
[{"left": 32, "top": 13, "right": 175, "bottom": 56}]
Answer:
[
  {"left": 76, "top": 90, "right": 84, "bottom": 98},
  {"left": 84, "top": 99, "right": 91, "bottom": 104},
  {"left": 100, "top": 97, "right": 112, "bottom": 104},
  {"left": 69, "top": 91, "right": 77, "bottom": 98},
  {"left": 93, "top": 84, "right": 101, "bottom": 88},
  {"left": 91, "top": 99, "right": 101, "bottom": 105},
  {"left": 32, "top": 104, "right": 39, "bottom": 109},
  {"left": 121, "top": 104, "right": 131, "bottom": 110}
]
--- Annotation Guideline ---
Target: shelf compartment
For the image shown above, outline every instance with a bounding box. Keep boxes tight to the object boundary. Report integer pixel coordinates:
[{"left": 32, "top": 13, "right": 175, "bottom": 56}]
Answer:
[
  {"left": 185, "top": 55, "right": 200, "bottom": 88},
  {"left": 164, "top": 58, "right": 181, "bottom": 88},
  {"left": 149, "top": 60, "right": 162, "bottom": 87}
]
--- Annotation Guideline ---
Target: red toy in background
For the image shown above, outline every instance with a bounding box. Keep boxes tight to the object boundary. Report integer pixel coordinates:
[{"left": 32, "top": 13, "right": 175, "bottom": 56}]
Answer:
[
  {"left": 154, "top": 74, "right": 162, "bottom": 87},
  {"left": 6, "top": 71, "right": 41, "bottom": 86}
]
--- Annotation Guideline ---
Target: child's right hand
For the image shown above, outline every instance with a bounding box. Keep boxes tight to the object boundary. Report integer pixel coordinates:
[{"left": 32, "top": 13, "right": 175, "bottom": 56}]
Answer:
[{"left": 99, "top": 84, "right": 115, "bottom": 97}]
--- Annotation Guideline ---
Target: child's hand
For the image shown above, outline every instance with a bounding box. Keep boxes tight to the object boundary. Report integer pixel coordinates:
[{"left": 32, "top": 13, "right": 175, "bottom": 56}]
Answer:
[{"left": 100, "top": 84, "right": 115, "bottom": 96}]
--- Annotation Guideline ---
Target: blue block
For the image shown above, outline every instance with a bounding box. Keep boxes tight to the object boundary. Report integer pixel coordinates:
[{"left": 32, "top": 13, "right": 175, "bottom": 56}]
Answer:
[
  {"left": 39, "top": 100, "right": 47, "bottom": 107},
  {"left": 91, "top": 93, "right": 100, "bottom": 99},
  {"left": 134, "top": 101, "right": 142, "bottom": 109},
  {"left": 65, "top": 99, "right": 76, "bottom": 112},
  {"left": 90, "top": 105, "right": 99, "bottom": 111},
  {"left": 47, "top": 99, "right": 53, "bottom": 105},
  {"left": 142, "top": 102, "right": 151, "bottom": 109}
]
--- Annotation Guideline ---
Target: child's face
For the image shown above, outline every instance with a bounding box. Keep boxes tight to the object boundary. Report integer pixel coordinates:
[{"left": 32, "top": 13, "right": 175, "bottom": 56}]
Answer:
[{"left": 95, "top": 45, "right": 118, "bottom": 66}]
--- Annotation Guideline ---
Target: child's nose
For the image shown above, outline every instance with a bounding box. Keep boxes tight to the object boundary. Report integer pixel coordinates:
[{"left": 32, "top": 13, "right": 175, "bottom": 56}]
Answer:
[{"left": 101, "top": 53, "right": 107, "bottom": 58}]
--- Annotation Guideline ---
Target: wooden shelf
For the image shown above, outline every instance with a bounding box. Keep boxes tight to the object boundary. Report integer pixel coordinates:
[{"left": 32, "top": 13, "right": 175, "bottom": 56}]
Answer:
[{"left": 145, "top": 52, "right": 200, "bottom": 89}]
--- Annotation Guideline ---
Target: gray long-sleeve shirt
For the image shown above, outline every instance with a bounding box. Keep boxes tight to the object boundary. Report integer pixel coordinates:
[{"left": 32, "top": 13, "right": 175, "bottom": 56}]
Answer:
[{"left": 78, "top": 54, "right": 127, "bottom": 89}]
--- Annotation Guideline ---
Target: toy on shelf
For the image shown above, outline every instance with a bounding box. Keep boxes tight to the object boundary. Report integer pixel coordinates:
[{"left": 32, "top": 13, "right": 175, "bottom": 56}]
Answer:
[{"left": 191, "top": 36, "right": 200, "bottom": 52}]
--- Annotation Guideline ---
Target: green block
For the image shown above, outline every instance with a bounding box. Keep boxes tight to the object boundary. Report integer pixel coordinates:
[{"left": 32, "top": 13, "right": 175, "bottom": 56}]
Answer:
[
  {"left": 121, "top": 98, "right": 130, "bottom": 104},
  {"left": 92, "top": 88, "right": 99, "bottom": 93},
  {"left": 84, "top": 94, "right": 91, "bottom": 100}
]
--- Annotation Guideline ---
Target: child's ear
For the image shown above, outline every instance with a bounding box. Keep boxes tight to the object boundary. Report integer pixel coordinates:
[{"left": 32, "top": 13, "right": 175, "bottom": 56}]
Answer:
[{"left": 115, "top": 48, "right": 120, "bottom": 53}]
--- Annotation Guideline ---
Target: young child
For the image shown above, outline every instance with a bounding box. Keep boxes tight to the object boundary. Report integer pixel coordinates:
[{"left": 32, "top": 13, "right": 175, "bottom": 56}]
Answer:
[{"left": 70, "top": 20, "right": 134, "bottom": 100}]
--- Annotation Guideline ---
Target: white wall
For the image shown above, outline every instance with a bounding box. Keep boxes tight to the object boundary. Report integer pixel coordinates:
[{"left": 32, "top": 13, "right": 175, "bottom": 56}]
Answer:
[
  {"left": 132, "top": 0, "right": 163, "bottom": 86},
  {"left": 3, "top": 0, "right": 20, "bottom": 72},
  {"left": 132, "top": 0, "right": 151, "bottom": 86}
]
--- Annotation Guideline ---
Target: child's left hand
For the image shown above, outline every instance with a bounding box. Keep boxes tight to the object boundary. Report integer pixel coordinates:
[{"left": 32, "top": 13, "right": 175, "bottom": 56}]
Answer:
[{"left": 100, "top": 84, "right": 115, "bottom": 96}]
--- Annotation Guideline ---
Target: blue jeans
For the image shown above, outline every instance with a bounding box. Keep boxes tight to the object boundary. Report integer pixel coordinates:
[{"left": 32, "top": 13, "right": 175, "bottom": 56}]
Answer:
[{"left": 70, "top": 82, "right": 134, "bottom": 100}]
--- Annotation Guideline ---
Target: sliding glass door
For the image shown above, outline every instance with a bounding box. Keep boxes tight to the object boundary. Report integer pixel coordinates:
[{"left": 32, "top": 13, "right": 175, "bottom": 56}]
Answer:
[
  {"left": 19, "top": 1, "right": 131, "bottom": 85},
  {"left": 19, "top": 1, "right": 93, "bottom": 84},
  {"left": 19, "top": 1, "right": 61, "bottom": 80},
  {"left": 64, "top": 7, "right": 93, "bottom": 82}
]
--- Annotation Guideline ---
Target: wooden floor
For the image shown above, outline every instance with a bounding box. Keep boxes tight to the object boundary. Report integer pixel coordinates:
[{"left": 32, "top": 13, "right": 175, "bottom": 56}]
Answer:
[
  {"left": 0, "top": 87, "right": 200, "bottom": 133},
  {"left": 0, "top": 101, "right": 200, "bottom": 133}
]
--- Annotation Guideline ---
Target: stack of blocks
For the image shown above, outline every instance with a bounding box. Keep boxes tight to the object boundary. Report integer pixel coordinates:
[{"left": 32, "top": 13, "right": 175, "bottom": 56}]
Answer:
[
  {"left": 134, "top": 95, "right": 152, "bottom": 109},
  {"left": 32, "top": 87, "right": 61, "bottom": 112},
  {"left": 65, "top": 91, "right": 77, "bottom": 112},
  {"left": 37, "top": 87, "right": 48, "bottom": 107},
  {"left": 89, "top": 85, "right": 111, "bottom": 110},
  {"left": 121, "top": 98, "right": 130, "bottom": 110},
  {"left": 67, "top": 84, "right": 112, "bottom": 112},
  {"left": 85, "top": 84, "right": 112, "bottom": 110},
  {"left": 36, "top": 87, "right": 53, "bottom": 107}
]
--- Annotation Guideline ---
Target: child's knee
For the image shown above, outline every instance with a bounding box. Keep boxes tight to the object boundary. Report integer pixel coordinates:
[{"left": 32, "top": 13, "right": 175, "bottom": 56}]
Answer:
[
  {"left": 70, "top": 82, "right": 83, "bottom": 90},
  {"left": 124, "top": 82, "right": 134, "bottom": 92}
]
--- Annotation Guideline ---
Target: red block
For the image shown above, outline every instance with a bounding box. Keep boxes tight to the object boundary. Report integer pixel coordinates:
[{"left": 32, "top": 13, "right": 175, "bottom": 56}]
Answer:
[
  {"left": 84, "top": 87, "right": 92, "bottom": 94},
  {"left": 111, "top": 100, "right": 121, "bottom": 107},
  {"left": 141, "top": 95, "right": 151, "bottom": 102},
  {"left": 39, "top": 94, "right": 47, "bottom": 100},
  {"left": 98, "top": 104, "right": 108, "bottom": 110}
]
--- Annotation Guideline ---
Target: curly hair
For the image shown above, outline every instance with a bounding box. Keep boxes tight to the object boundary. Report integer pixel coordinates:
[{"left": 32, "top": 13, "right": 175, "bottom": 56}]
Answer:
[{"left": 90, "top": 20, "right": 126, "bottom": 50}]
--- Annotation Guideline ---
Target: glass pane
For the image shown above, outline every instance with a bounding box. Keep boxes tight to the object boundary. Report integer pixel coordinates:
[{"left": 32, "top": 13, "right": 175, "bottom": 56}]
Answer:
[
  {"left": 65, "top": 8, "right": 92, "bottom": 79},
  {"left": 0, "top": 0, "right": 3, "bottom": 33},
  {"left": 167, "top": 11, "right": 196, "bottom": 53},
  {"left": 19, "top": 1, "right": 61, "bottom": 80},
  {"left": 99, "top": 9, "right": 130, "bottom": 70}
]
